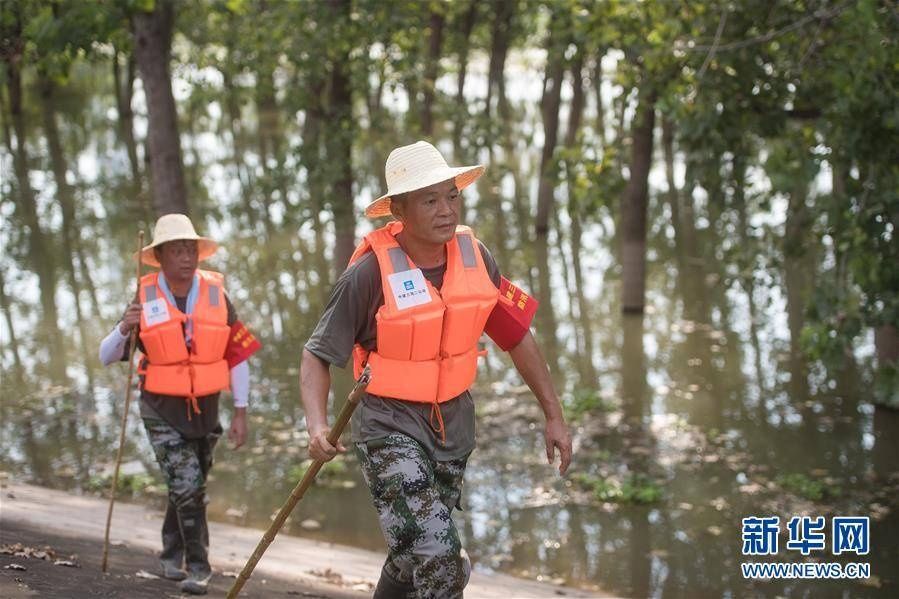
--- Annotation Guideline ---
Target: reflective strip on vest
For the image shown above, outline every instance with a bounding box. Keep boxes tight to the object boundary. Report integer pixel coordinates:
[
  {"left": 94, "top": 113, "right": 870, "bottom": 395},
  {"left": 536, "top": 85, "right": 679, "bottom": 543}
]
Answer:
[
  {"left": 208, "top": 285, "right": 220, "bottom": 307},
  {"left": 388, "top": 247, "right": 412, "bottom": 273},
  {"left": 457, "top": 234, "right": 477, "bottom": 268},
  {"left": 145, "top": 285, "right": 158, "bottom": 301}
]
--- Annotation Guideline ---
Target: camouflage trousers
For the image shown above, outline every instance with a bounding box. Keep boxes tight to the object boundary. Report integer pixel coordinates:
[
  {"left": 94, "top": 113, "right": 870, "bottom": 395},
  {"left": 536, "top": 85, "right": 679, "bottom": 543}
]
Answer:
[
  {"left": 355, "top": 433, "right": 470, "bottom": 599},
  {"left": 142, "top": 417, "right": 220, "bottom": 511},
  {"left": 143, "top": 417, "right": 220, "bottom": 576}
]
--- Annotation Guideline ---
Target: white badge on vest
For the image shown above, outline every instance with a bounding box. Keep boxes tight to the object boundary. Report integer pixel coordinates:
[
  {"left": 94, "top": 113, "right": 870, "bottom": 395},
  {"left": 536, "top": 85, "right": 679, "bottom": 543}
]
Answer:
[
  {"left": 143, "top": 297, "right": 171, "bottom": 326},
  {"left": 387, "top": 269, "right": 432, "bottom": 310}
]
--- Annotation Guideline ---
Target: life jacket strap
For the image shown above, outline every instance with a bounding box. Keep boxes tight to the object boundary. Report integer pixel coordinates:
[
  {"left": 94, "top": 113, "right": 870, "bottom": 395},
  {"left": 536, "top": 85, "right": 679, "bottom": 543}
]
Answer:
[{"left": 429, "top": 401, "right": 446, "bottom": 446}]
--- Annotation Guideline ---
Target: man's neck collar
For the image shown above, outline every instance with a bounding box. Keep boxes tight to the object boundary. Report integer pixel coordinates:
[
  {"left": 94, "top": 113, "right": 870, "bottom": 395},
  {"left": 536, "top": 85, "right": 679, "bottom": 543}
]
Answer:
[{"left": 395, "top": 231, "right": 446, "bottom": 269}]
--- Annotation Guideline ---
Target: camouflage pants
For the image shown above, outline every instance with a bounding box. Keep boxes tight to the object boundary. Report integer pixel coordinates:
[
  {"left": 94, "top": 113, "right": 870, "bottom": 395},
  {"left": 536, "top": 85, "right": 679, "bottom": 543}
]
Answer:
[
  {"left": 143, "top": 417, "right": 219, "bottom": 576},
  {"left": 142, "top": 417, "right": 220, "bottom": 511},
  {"left": 355, "top": 433, "right": 470, "bottom": 599}
]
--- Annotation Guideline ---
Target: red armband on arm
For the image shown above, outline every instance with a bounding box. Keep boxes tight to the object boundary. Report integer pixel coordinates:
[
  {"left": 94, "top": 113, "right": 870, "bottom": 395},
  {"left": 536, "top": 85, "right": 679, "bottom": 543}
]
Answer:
[
  {"left": 224, "top": 320, "right": 262, "bottom": 368},
  {"left": 484, "top": 277, "right": 539, "bottom": 351}
]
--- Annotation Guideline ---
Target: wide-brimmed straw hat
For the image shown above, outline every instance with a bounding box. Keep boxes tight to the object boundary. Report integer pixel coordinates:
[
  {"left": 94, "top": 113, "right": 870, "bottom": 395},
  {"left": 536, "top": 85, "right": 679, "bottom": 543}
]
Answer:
[
  {"left": 136, "top": 213, "right": 218, "bottom": 267},
  {"left": 364, "top": 141, "right": 485, "bottom": 218}
]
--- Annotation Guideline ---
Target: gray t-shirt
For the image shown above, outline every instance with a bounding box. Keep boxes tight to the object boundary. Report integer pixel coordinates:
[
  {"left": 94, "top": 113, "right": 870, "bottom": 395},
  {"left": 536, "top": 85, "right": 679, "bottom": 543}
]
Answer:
[{"left": 305, "top": 242, "right": 502, "bottom": 461}]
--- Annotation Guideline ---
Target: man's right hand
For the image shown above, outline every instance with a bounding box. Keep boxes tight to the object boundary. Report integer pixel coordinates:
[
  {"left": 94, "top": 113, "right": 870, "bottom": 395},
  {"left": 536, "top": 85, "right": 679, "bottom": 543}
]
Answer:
[
  {"left": 118, "top": 303, "right": 141, "bottom": 335},
  {"left": 308, "top": 425, "right": 347, "bottom": 462}
]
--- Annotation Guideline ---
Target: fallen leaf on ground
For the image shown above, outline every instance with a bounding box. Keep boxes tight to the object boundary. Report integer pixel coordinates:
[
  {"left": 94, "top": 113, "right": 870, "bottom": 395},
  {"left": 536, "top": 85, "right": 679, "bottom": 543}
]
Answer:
[
  {"left": 53, "top": 560, "right": 78, "bottom": 568},
  {"left": 4, "top": 564, "right": 26, "bottom": 571},
  {"left": 135, "top": 570, "right": 159, "bottom": 580}
]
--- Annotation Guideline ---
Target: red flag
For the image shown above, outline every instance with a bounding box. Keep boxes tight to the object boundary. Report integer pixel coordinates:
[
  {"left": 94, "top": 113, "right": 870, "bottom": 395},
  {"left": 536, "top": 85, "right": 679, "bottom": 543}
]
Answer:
[
  {"left": 484, "top": 277, "right": 539, "bottom": 351},
  {"left": 224, "top": 320, "right": 262, "bottom": 368}
]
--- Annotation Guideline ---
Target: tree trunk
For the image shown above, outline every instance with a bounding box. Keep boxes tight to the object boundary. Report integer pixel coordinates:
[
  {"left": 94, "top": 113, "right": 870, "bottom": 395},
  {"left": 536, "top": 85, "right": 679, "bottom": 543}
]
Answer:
[
  {"left": 534, "top": 14, "right": 566, "bottom": 237},
  {"left": 733, "top": 156, "right": 765, "bottom": 393},
  {"left": 784, "top": 183, "right": 814, "bottom": 405},
  {"left": 39, "top": 78, "right": 96, "bottom": 379},
  {"left": 220, "top": 29, "right": 257, "bottom": 228},
  {"left": 327, "top": 0, "right": 356, "bottom": 276},
  {"left": 621, "top": 313, "right": 647, "bottom": 422},
  {"left": 421, "top": 10, "right": 445, "bottom": 136},
  {"left": 562, "top": 49, "right": 597, "bottom": 385},
  {"left": 620, "top": 87, "right": 656, "bottom": 313},
  {"left": 132, "top": 0, "right": 189, "bottom": 216},
  {"left": 662, "top": 117, "right": 684, "bottom": 263},
  {"left": 452, "top": 0, "right": 477, "bottom": 152},
  {"left": 5, "top": 60, "right": 65, "bottom": 382},
  {"left": 485, "top": 0, "right": 513, "bottom": 121},
  {"left": 0, "top": 269, "right": 24, "bottom": 384},
  {"left": 534, "top": 235, "right": 562, "bottom": 383},
  {"left": 874, "top": 325, "right": 898, "bottom": 408},
  {"left": 593, "top": 52, "right": 606, "bottom": 147},
  {"left": 112, "top": 47, "right": 148, "bottom": 219}
]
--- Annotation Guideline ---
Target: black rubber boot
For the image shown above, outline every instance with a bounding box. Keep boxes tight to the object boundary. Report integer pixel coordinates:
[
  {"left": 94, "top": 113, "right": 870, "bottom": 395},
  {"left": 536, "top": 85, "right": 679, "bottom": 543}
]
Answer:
[
  {"left": 178, "top": 505, "right": 212, "bottom": 595},
  {"left": 159, "top": 501, "right": 187, "bottom": 581},
  {"left": 372, "top": 563, "right": 415, "bottom": 599}
]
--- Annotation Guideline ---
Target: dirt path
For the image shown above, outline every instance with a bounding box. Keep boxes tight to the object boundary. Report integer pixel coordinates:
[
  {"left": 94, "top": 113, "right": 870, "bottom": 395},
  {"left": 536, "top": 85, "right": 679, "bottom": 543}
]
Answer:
[{"left": 0, "top": 482, "right": 607, "bottom": 598}]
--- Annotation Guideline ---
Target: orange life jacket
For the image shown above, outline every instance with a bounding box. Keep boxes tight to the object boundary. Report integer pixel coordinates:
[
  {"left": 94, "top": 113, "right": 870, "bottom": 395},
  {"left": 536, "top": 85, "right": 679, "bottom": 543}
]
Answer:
[
  {"left": 349, "top": 221, "right": 499, "bottom": 432},
  {"left": 138, "top": 269, "right": 231, "bottom": 415}
]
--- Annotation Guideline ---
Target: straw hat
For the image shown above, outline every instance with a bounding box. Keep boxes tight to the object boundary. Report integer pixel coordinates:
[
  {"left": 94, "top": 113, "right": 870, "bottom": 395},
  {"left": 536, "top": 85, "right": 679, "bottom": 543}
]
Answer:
[
  {"left": 364, "top": 141, "right": 485, "bottom": 218},
  {"left": 137, "top": 213, "right": 218, "bottom": 267}
]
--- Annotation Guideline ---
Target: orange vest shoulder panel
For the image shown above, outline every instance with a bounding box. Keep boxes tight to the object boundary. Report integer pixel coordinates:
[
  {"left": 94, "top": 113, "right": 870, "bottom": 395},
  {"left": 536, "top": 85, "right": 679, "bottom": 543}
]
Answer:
[{"left": 350, "top": 222, "right": 498, "bottom": 405}]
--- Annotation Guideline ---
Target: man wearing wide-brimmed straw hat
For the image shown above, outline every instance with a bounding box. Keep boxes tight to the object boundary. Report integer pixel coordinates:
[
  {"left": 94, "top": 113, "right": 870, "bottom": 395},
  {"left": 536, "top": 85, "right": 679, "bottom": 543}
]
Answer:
[
  {"left": 99, "top": 213, "right": 260, "bottom": 594},
  {"left": 301, "top": 141, "right": 572, "bottom": 598}
]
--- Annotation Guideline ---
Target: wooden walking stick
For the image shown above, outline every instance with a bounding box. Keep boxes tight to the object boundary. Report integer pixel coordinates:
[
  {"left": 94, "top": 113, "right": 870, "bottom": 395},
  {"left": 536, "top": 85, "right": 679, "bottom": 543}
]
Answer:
[
  {"left": 227, "top": 366, "right": 372, "bottom": 598},
  {"left": 101, "top": 230, "right": 144, "bottom": 573}
]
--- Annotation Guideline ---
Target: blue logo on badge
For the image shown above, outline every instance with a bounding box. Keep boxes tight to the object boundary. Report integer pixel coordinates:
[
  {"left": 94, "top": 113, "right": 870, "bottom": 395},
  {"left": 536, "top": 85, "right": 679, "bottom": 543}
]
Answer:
[{"left": 404, "top": 280, "right": 414, "bottom": 291}]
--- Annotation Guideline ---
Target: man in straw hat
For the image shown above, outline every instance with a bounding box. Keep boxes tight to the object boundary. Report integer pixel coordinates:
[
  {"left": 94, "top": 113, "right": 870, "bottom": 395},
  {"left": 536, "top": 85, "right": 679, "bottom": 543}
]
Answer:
[
  {"left": 99, "top": 213, "right": 260, "bottom": 594},
  {"left": 301, "top": 141, "right": 572, "bottom": 598}
]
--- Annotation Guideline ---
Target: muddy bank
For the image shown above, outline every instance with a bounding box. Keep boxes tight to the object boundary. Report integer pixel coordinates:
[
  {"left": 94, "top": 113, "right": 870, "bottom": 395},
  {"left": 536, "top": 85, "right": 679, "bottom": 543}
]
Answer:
[{"left": 0, "top": 482, "right": 606, "bottom": 598}]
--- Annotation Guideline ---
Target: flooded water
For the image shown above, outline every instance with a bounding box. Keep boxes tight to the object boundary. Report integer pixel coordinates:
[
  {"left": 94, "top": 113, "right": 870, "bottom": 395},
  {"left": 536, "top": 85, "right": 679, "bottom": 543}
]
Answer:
[{"left": 1, "top": 57, "right": 897, "bottom": 598}]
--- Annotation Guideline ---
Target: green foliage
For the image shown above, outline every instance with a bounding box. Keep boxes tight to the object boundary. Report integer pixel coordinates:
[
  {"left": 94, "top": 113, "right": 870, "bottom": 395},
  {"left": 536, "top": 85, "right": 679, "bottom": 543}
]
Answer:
[
  {"left": 573, "top": 472, "right": 664, "bottom": 504},
  {"left": 563, "top": 387, "right": 615, "bottom": 422},
  {"left": 775, "top": 473, "right": 840, "bottom": 502},
  {"left": 289, "top": 457, "right": 349, "bottom": 482},
  {"left": 87, "top": 472, "right": 157, "bottom": 496}
]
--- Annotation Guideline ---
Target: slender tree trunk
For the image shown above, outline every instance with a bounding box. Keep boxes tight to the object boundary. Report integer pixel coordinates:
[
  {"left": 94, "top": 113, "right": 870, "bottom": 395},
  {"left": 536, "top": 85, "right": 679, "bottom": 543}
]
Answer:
[
  {"left": 784, "top": 184, "right": 814, "bottom": 405},
  {"left": 0, "top": 269, "right": 24, "bottom": 384},
  {"left": 485, "top": 0, "right": 513, "bottom": 121},
  {"left": 327, "top": 0, "right": 356, "bottom": 275},
  {"left": 5, "top": 61, "right": 65, "bottom": 382},
  {"left": 614, "top": 86, "right": 630, "bottom": 172},
  {"left": 220, "top": 37, "right": 257, "bottom": 229},
  {"left": 593, "top": 52, "right": 606, "bottom": 147},
  {"left": 733, "top": 156, "right": 765, "bottom": 392},
  {"left": 421, "top": 10, "right": 445, "bottom": 136},
  {"left": 621, "top": 87, "right": 656, "bottom": 313},
  {"left": 534, "top": 14, "right": 566, "bottom": 237},
  {"left": 297, "top": 71, "right": 330, "bottom": 311},
  {"left": 563, "top": 50, "right": 597, "bottom": 385},
  {"left": 452, "top": 0, "right": 477, "bottom": 153},
  {"left": 254, "top": 66, "right": 293, "bottom": 326},
  {"left": 662, "top": 117, "right": 683, "bottom": 261},
  {"left": 534, "top": 236, "right": 561, "bottom": 379},
  {"left": 874, "top": 325, "right": 898, "bottom": 406},
  {"left": 132, "top": 0, "right": 189, "bottom": 216},
  {"left": 112, "top": 47, "right": 148, "bottom": 220},
  {"left": 39, "top": 78, "right": 96, "bottom": 381}
]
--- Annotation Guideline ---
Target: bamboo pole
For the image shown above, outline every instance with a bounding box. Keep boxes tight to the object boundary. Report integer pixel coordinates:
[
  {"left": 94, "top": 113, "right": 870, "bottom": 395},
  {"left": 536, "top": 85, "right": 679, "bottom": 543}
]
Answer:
[
  {"left": 227, "top": 366, "right": 371, "bottom": 598},
  {"left": 101, "top": 230, "right": 144, "bottom": 573}
]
